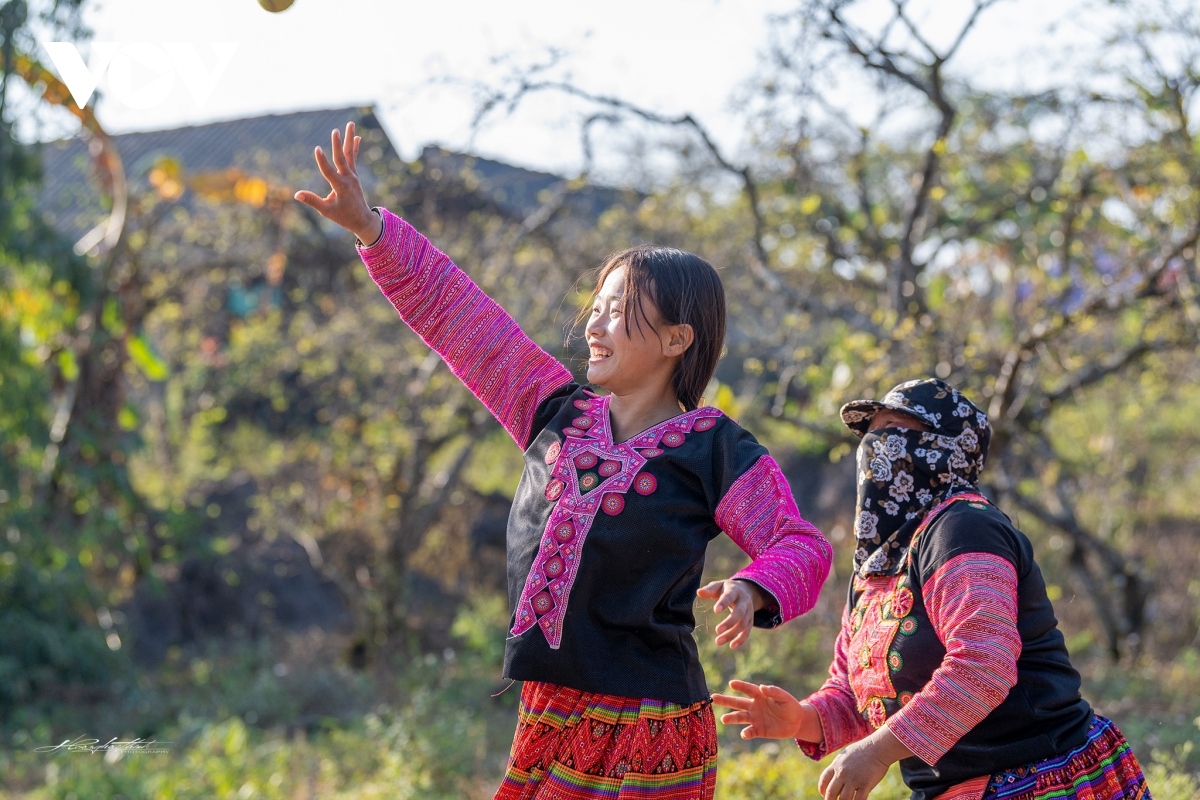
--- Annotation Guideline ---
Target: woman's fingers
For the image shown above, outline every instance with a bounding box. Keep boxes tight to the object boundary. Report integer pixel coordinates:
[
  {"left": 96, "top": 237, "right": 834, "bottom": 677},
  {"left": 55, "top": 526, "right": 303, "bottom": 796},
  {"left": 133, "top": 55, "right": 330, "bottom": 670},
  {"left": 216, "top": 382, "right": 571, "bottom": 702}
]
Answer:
[
  {"left": 711, "top": 693, "right": 752, "bottom": 711},
  {"left": 342, "top": 122, "right": 357, "bottom": 168},
  {"left": 715, "top": 619, "right": 743, "bottom": 645},
  {"left": 718, "top": 710, "right": 752, "bottom": 726},
  {"left": 314, "top": 146, "right": 340, "bottom": 187},
  {"left": 330, "top": 127, "right": 349, "bottom": 174},
  {"left": 712, "top": 584, "right": 731, "bottom": 613},
  {"left": 818, "top": 763, "right": 834, "bottom": 795},
  {"left": 696, "top": 581, "right": 722, "bottom": 600},
  {"left": 740, "top": 725, "right": 758, "bottom": 739},
  {"left": 818, "top": 764, "right": 836, "bottom": 798},
  {"left": 714, "top": 592, "right": 752, "bottom": 647},
  {"left": 332, "top": 124, "right": 359, "bottom": 176},
  {"left": 714, "top": 629, "right": 737, "bottom": 646},
  {"left": 293, "top": 189, "right": 330, "bottom": 211},
  {"left": 295, "top": 126, "right": 374, "bottom": 233},
  {"left": 353, "top": 135, "right": 361, "bottom": 162},
  {"left": 729, "top": 625, "right": 751, "bottom": 649},
  {"left": 715, "top": 581, "right": 746, "bottom": 615},
  {"left": 761, "top": 684, "right": 796, "bottom": 703},
  {"left": 727, "top": 679, "right": 763, "bottom": 697}
]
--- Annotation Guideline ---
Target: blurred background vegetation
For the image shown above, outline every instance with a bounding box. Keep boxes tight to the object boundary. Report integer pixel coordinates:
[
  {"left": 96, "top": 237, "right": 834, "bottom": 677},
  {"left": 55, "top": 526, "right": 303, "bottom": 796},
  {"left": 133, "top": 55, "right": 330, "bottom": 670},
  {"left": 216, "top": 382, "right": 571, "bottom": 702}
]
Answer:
[{"left": 1, "top": 0, "right": 1198, "bottom": 797}]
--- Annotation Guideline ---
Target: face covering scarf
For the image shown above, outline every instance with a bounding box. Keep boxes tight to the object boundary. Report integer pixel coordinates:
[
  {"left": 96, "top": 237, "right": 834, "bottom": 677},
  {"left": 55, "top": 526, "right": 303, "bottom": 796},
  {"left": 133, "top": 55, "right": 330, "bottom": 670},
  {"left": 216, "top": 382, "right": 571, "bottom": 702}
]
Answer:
[{"left": 852, "top": 420, "right": 988, "bottom": 578}]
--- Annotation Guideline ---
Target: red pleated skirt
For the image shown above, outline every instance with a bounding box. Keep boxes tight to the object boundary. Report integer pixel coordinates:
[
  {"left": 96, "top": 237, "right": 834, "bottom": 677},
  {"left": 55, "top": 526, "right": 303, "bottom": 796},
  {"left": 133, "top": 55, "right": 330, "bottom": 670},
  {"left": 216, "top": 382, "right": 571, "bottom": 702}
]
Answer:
[{"left": 493, "top": 680, "right": 718, "bottom": 800}]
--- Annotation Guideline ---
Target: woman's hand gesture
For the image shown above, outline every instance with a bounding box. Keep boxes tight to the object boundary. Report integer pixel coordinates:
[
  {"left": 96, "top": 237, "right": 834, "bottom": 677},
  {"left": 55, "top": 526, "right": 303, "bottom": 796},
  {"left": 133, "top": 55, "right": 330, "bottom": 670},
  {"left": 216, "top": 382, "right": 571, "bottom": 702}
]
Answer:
[
  {"left": 697, "top": 578, "right": 762, "bottom": 649},
  {"left": 712, "top": 679, "right": 819, "bottom": 741},
  {"left": 294, "top": 121, "right": 383, "bottom": 246}
]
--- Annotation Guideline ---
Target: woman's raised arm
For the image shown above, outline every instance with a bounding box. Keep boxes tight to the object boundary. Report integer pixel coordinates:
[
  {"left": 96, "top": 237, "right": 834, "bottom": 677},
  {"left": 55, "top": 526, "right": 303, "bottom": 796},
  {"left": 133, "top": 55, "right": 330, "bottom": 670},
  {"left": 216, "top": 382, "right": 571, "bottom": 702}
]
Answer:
[{"left": 296, "top": 124, "right": 574, "bottom": 448}]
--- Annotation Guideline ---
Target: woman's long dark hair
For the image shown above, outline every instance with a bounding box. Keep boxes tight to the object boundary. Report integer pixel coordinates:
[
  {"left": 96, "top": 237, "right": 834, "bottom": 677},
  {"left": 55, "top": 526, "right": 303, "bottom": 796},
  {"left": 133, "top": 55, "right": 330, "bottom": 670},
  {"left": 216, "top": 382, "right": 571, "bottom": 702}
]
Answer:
[{"left": 576, "top": 245, "right": 726, "bottom": 410}]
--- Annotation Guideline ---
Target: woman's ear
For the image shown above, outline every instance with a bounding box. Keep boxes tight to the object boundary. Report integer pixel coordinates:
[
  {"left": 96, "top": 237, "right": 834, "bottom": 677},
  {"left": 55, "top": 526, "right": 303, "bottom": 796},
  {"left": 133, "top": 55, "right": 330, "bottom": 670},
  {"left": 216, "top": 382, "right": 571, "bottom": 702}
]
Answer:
[{"left": 663, "top": 323, "right": 695, "bottom": 357}]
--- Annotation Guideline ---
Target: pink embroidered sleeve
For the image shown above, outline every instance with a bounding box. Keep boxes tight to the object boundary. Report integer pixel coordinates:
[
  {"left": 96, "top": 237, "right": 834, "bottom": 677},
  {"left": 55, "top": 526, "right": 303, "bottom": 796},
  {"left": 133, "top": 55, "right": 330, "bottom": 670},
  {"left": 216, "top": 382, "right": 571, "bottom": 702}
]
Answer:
[
  {"left": 715, "top": 455, "right": 832, "bottom": 626},
  {"left": 358, "top": 208, "right": 574, "bottom": 448},
  {"left": 886, "top": 552, "right": 1022, "bottom": 766},
  {"left": 797, "top": 606, "right": 875, "bottom": 759}
]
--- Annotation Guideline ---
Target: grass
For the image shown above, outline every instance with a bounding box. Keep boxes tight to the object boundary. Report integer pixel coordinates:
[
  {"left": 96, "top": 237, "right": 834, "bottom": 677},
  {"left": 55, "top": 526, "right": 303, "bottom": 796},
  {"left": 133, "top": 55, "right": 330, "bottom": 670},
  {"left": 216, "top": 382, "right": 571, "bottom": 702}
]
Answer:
[{"left": 1, "top": 596, "right": 1197, "bottom": 799}]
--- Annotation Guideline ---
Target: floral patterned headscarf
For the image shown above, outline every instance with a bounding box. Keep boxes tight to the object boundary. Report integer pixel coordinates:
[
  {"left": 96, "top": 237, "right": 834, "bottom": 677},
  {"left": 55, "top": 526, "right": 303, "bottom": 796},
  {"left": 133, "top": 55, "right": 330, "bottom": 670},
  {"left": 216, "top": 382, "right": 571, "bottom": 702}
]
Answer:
[{"left": 840, "top": 379, "right": 992, "bottom": 577}]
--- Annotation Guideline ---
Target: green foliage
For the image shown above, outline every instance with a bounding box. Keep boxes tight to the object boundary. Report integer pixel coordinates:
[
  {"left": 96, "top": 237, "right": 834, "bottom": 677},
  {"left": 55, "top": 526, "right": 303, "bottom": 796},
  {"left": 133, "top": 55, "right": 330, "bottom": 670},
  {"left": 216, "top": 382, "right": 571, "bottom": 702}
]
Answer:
[
  {"left": 719, "top": 744, "right": 910, "bottom": 800},
  {"left": 451, "top": 591, "right": 510, "bottom": 667},
  {"left": 0, "top": 557, "right": 119, "bottom": 710},
  {"left": 2, "top": 0, "right": 1200, "bottom": 797},
  {"left": 1, "top": 639, "right": 518, "bottom": 800},
  {"left": 1146, "top": 743, "right": 1200, "bottom": 800}
]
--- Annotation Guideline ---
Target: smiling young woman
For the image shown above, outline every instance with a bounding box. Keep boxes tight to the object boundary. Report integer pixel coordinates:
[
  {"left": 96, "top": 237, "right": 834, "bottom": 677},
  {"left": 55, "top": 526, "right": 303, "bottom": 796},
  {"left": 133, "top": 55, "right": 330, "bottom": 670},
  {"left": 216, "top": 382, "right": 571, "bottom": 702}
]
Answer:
[{"left": 295, "top": 122, "right": 833, "bottom": 800}]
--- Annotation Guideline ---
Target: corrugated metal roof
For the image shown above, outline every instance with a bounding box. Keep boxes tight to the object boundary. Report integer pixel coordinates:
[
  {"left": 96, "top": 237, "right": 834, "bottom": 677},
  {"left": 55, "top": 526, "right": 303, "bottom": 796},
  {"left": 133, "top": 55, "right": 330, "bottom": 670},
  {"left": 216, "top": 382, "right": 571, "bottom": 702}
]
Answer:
[
  {"left": 35, "top": 105, "right": 625, "bottom": 243},
  {"left": 36, "top": 105, "right": 390, "bottom": 241}
]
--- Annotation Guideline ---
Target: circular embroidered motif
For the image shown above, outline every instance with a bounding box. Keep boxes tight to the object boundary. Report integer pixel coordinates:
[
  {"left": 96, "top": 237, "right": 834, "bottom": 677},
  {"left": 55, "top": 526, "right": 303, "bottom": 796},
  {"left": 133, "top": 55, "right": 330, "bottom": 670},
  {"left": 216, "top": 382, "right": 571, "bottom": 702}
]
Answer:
[
  {"left": 693, "top": 417, "right": 716, "bottom": 431},
  {"left": 899, "top": 692, "right": 914, "bottom": 706},
  {"left": 544, "top": 556, "right": 565, "bottom": 578},
  {"left": 891, "top": 587, "right": 914, "bottom": 618},
  {"left": 562, "top": 427, "right": 584, "bottom": 437},
  {"left": 532, "top": 592, "right": 554, "bottom": 614},
  {"left": 573, "top": 416, "right": 594, "bottom": 429},
  {"left": 579, "top": 472, "right": 599, "bottom": 491},
  {"left": 601, "top": 493, "right": 625, "bottom": 516},
  {"left": 544, "top": 441, "right": 561, "bottom": 464},
  {"left": 867, "top": 697, "right": 887, "bottom": 729},
  {"left": 888, "top": 651, "right": 903, "bottom": 671},
  {"left": 858, "top": 646, "right": 871, "bottom": 668},
  {"left": 639, "top": 447, "right": 664, "bottom": 458},
  {"left": 634, "top": 473, "right": 657, "bottom": 496},
  {"left": 554, "top": 520, "right": 575, "bottom": 542},
  {"left": 899, "top": 617, "right": 918, "bottom": 635},
  {"left": 598, "top": 460, "right": 621, "bottom": 477},
  {"left": 574, "top": 452, "right": 598, "bottom": 469},
  {"left": 545, "top": 480, "right": 565, "bottom": 501},
  {"left": 573, "top": 399, "right": 593, "bottom": 410},
  {"left": 661, "top": 431, "right": 685, "bottom": 448}
]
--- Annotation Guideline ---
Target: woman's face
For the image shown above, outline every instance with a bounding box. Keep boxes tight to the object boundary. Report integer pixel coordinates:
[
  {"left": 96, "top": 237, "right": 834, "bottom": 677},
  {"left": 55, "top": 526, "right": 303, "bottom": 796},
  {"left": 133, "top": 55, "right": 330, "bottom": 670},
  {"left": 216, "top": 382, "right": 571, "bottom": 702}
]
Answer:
[
  {"left": 859, "top": 408, "right": 931, "bottom": 463},
  {"left": 584, "top": 266, "right": 682, "bottom": 393},
  {"left": 868, "top": 408, "right": 930, "bottom": 433}
]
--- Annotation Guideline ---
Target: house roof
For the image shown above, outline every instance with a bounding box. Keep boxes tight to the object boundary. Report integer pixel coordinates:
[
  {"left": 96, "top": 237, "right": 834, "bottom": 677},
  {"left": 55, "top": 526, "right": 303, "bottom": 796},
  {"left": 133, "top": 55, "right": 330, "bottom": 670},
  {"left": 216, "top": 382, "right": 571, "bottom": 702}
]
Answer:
[
  {"left": 36, "top": 106, "right": 390, "bottom": 242},
  {"left": 35, "top": 105, "right": 625, "bottom": 245}
]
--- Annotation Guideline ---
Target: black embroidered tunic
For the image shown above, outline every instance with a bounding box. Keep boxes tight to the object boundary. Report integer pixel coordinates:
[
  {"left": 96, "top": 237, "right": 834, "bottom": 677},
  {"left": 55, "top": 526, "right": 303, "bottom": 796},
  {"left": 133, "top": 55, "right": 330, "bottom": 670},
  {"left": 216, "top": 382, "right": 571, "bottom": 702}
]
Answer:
[
  {"left": 359, "top": 208, "right": 833, "bottom": 704},
  {"left": 800, "top": 494, "right": 1093, "bottom": 800}
]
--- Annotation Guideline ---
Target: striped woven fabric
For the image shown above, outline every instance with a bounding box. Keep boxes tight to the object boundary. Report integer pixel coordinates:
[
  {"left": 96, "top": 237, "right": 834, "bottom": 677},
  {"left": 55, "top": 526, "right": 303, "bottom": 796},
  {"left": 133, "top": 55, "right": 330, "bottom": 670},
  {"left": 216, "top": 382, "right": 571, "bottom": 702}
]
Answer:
[
  {"left": 494, "top": 681, "right": 718, "bottom": 799},
  {"left": 981, "top": 714, "right": 1150, "bottom": 800}
]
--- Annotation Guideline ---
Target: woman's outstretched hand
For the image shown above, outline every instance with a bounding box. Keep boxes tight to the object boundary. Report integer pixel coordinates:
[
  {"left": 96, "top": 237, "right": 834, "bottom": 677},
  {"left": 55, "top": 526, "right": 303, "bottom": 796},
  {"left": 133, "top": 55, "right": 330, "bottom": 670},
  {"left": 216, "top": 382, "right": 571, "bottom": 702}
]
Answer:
[
  {"left": 712, "top": 679, "right": 821, "bottom": 742},
  {"left": 294, "top": 121, "right": 383, "bottom": 246},
  {"left": 697, "top": 578, "right": 763, "bottom": 649}
]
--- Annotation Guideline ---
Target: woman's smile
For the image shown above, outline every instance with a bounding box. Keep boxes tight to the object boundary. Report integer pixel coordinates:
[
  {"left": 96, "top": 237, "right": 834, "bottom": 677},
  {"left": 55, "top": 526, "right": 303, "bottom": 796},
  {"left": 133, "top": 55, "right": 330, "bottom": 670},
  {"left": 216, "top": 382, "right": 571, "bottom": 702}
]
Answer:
[{"left": 588, "top": 343, "right": 613, "bottom": 363}]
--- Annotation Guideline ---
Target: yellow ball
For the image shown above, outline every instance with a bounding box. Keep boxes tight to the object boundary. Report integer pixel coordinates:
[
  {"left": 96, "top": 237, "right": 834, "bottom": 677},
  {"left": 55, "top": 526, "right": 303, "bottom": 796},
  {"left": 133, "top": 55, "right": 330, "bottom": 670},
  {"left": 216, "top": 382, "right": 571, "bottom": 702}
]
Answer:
[{"left": 258, "top": 0, "right": 295, "bottom": 12}]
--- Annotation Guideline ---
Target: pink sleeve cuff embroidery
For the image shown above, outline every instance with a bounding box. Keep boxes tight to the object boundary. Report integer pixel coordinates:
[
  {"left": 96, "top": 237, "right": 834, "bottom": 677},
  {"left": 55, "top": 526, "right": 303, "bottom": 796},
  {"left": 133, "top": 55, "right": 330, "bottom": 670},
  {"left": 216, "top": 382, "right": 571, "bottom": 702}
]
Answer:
[
  {"left": 799, "top": 690, "right": 871, "bottom": 759},
  {"left": 358, "top": 208, "right": 573, "bottom": 448},
  {"left": 886, "top": 552, "right": 1022, "bottom": 766},
  {"left": 716, "top": 455, "right": 831, "bottom": 624},
  {"left": 798, "top": 607, "right": 874, "bottom": 759}
]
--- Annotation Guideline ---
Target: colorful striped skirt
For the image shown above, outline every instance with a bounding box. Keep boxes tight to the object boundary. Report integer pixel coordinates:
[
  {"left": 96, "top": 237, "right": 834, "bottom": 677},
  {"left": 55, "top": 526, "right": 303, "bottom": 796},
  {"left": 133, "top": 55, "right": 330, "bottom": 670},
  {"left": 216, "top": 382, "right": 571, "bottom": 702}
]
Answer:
[
  {"left": 974, "top": 714, "right": 1150, "bottom": 800},
  {"left": 493, "top": 680, "right": 718, "bottom": 800}
]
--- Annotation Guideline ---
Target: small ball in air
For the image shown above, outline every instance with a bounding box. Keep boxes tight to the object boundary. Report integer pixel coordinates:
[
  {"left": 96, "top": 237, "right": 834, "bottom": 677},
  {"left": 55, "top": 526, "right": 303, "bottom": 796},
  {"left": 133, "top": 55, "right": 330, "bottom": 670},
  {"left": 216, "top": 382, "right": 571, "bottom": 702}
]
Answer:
[{"left": 258, "top": 0, "right": 295, "bottom": 12}]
